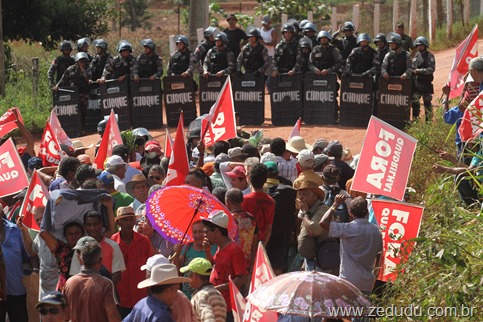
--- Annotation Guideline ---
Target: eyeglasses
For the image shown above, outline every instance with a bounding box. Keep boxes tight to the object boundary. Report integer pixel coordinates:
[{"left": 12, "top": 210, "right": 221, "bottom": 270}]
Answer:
[
  {"left": 149, "top": 176, "right": 162, "bottom": 180},
  {"left": 39, "top": 307, "right": 61, "bottom": 315},
  {"left": 203, "top": 227, "right": 216, "bottom": 233}
]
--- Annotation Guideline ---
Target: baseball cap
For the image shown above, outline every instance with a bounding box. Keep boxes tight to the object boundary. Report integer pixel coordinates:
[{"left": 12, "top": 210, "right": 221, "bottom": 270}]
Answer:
[
  {"left": 35, "top": 291, "right": 67, "bottom": 308},
  {"left": 201, "top": 210, "right": 229, "bottom": 229},
  {"left": 97, "top": 171, "right": 114, "bottom": 185},
  {"left": 73, "top": 236, "right": 98, "bottom": 250},
  {"left": 312, "top": 139, "right": 329, "bottom": 151},
  {"left": 215, "top": 153, "right": 230, "bottom": 164},
  {"left": 262, "top": 15, "right": 271, "bottom": 25},
  {"left": 264, "top": 161, "right": 278, "bottom": 173},
  {"left": 325, "top": 140, "right": 343, "bottom": 157},
  {"left": 145, "top": 140, "right": 163, "bottom": 156},
  {"left": 226, "top": 166, "right": 246, "bottom": 179},
  {"left": 105, "top": 155, "right": 127, "bottom": 167},
  {"left": 112, "top": 144, "right": 129, "bottom": 159},
  {"left": 28, "top": 156, "right": 43, "bottom": 170},
  {"left": 228, "top": 147, "right": 246, "bottom": 160},
  {"left": 396, "top": 22, "right": 405, "bottom": 28},
  {"left": 313, "top": 154, "right": 333, "bottom": 169},
  {"left": 296, "top": 149, "right": 315, "bottom": 168},
  {"left": 227, "top": 14, "right": 238, "bottom": 21},
  {"left": 141, "top": 254, "right": 170, "bottom": 272},
  {"left": 180, "top": 257, "right": 213, "bottom": 276}
]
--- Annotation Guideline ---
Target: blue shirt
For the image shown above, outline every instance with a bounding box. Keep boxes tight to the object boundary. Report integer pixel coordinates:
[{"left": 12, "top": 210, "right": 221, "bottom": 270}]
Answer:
[
  {"left": 123, "top": 295, "right": 174, "bottom": 322},
  {"left": 2, "top": 218, "right": 29, "bottom": 295},
  {"left": 443, "top": 106, "right": 464, "bottom": 145}
]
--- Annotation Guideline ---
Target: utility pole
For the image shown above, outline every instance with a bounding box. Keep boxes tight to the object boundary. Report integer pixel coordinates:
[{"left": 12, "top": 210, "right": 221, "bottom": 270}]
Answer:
[
  {"left": 0, "top": 0, "right": 5, "bottom": 97},
  {"left": 188, "top": 0, "right": 208, "bottom": 51}
]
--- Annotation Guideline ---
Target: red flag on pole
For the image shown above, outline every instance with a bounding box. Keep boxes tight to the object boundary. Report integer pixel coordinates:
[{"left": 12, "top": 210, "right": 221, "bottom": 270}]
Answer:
[
  {"left": 39, "top": 122, "right": 67, "bottom": 166},
  {"left": 351, "top": 116, "right": 418, "bottom": 201},
  {"left": 372, "top": 199, "right": 423, "bottom": 282},
  {"left": 0, "top": 138, "right": 30, "bottom": 199},
  {"left": 458, "top": 92, "right": 483, "bottom": 142},
  {"left": 165, "top": 112, "right": 189, "bottom": 186},
  {"left": 19, "top": 170, "right": 49, "bottom": 231},
  {"left": 93, "top": 110, "right": 123, "bottom": 169},
  {"left": 0, "top": 107, "right": 24, "bottom": 138},
  {"left": 447, "top": 24, "right": 479, "bottom": 99},
  {"left": 49, "top": 110, "right": 73, "bottom": 147},
  {"left": 229, "top": 277, "right": 247, "bottom": 322},
  {"left": 165, "top": 128, "right": 174, "bottom": 158},
  {"left": 288, "top": 117, "right": 301, "bottom": 141}
]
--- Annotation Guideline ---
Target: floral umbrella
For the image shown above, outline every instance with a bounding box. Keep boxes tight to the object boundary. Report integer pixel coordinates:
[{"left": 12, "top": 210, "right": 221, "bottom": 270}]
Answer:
[
  {"left": 247, "top": 271, "right": 371, "bottom": 318},
  {"left": 146, "top": 185, "right": 238, "bottom": 244}
]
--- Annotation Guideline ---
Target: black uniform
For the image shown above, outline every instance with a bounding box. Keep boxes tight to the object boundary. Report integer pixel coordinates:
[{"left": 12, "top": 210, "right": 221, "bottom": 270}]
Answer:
[
  {"left": 194, "top": 41, "right": 215, "bottom": 73},
  {"left": 237, "top": 43, "right": 269, "bottom": 74},
  {"left": 334, "top": 35, "right": 357, "bottom": 61},
  {"left": 412, "top": 50, "right": 435, "bottom": 120},
  {"left": 91, "top": 52, "right": 111, "bottom": 81},
  {"left": 167, "top": 49, "right": 196, "bottom": 76},
  {"left": 308, "top": 45, "right": 342, "bottom": 74},
  {"left": 57, "top": 64, "right": 92, "bottom": 124},
  {"left": 272, "top": 40, "right": 298, "bottom": 74},
  {"left": 203, "top": 47, "right": 235, "bottom": 75},
  {"left": 133, "top": 53, "right": 163, "bottom": 79},
  {"left": 48, "top": 55, "right": 75, "bottom": 86},
  {"left": 102, "top": 55, "right": 135, "bottom": 80},
  {"left": 346, "top": 47, "right": 377, "bottom": 76}
]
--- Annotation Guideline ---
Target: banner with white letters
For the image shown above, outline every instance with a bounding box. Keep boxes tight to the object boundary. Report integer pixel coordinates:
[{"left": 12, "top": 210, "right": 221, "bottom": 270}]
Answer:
[{"left": 0, "top": 138, "right": 29, "bottom": 198}]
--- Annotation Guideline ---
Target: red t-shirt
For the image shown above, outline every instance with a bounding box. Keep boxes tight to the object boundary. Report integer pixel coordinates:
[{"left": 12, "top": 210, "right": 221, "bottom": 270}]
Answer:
[
  {"left": 242, "top": 191, "right": 275, "bottom": 242},
  {"left": 210, "top": 241, "right": 247, "bottom": 311}
]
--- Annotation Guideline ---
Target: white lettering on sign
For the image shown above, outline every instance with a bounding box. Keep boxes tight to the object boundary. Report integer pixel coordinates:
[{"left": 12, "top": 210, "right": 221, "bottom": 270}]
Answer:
[
  {"left": 272, "top": 91, "right": 300, "bottom": 102},
  {"left": 0, "top": 151, "right": 18, "bottom": 181},
  {"left": 201, "top": 91, "right": 218, "bottom": 101},
  {"left": 305, "top": 90, "right": 334, "bottom": 103},
  {"left": 234, "top": 91, "right": 262, "bottom": 102},
  {"left": 133, "top": 95, "right": 160, "bottom": 108},
  {"left": 380, "top": 207, "right": 410, "bottom": 276},
  {"left": 54, "top": 104, "right": 77, "bottom": 116},
  {"left": 211, "top": 112, "right": 226, "bottom": 141},
  {"left": 166, "top": 93, "right": 193, "bottom": 104},
  {"left": 380, "top": 94, "right": 409, "bottom": 107},
  {"left": 26, "top": 184, "right": 46, "bottom": 213},
  {"left": 88, "top": 99, "right": 101, "bottom": 110},
  {"left": 0, "top": 151, "right": 15, "bottom": 169},
  {"left": 341, "top": 92, "right": 370, "bottom": 104},
  {"left": 102, "top": 97, "right": 128, "bottom": 109}
]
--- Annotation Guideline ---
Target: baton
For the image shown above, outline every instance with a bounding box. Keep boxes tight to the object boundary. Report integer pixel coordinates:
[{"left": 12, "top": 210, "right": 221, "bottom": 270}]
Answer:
[{"left": 58, "top": 88, "right": 75, "bottom": 93}]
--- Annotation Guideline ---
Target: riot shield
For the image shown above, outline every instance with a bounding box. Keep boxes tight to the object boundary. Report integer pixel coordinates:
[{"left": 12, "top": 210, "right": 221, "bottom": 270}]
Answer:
[
  {"left": 339, "top": 75, "right": 374, "bottom": 127},
  {"left": 303, "top": 72, "right": 338, "bottom": 125},
  {"left": 163, "top": 76, "right": 197, "bottom": 128},
  {"left": 198, "top": 75, "right": 228, "bottom": 116},
  {"left": 377, "top": 77, "right": 412, "bottom": 130},
  {"left": 52, "top": 87, "right": 82, "bottom": 138},
  {"left": 84, "top": 83, "right": 102, "bottom": 134},
  {"left": 99, "top": 80, "right": 131, "bottom": 131},
  {"left": 130, "top": 79, "right": 163, "bottom": 129},
  {"left": 270, "top": 74, "right": 303, "bottom": 126},
  {"left": 232, "top": 73, "right": 265, "bottom": 125}
]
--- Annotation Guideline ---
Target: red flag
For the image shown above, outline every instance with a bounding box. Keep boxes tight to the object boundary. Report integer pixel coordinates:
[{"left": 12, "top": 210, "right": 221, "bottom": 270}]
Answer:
[
  {"left": 288, "top": 117, "right": 301, "bottom": 141},
  {"left": 243, "top": 242, "right": 278, "bottom": 322},
  {"left": 0, "top": 138, "right": 30, "bottom": 198},
  {"left": 164, "top": 128, "right": 174, "bottom": 158},
  {"left": 202, "top": 76, "right": 237, "bottom": 146},
  {"left": 39, "top": 122, "right": 67, "bottom": 166},
  {"left": 229, "top": 277, "right": 247, "bottom": 322},
  {"left": 165, "top": 112, "right": 189, "bottom": 186},
  {"left": 447, "top": 24, "right": 478, "bottom": 99},
  {"left": 351, "top": 116, "right": 418, "bottom": 201},
  {"left": 458, "top": 92, "right": 483, "bottom": 142},
  {"left": 93, "top": 110, "right": 123, "bottom": 169},
  {"left": 372, "top": 199, "right": 423, "bottom": 282},
  {"left": 0, "top": 107, "right": 24, "bottom": 138},
  {"left": 19, "top": 170, "right": 49, "bottom": 231},
  {"left": 49, "top": 110, "right": 72, "bottom": 147}
]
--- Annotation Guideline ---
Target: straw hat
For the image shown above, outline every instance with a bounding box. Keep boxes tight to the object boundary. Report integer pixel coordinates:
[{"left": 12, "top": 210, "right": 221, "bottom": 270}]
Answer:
[
  {"left": 286, "top": 136, "right": 312, "bottom": 154},
  {"left": 137, "top": 264, "right": 191, "bottom": 289}
]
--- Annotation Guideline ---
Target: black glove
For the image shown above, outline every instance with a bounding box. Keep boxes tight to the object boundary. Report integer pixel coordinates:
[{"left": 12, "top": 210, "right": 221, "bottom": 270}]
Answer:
[
  {"left": 254, "top": 71, "right": 261, "bottom": 78},
  {"left": 236, "top": 71, "right": 243, "bottom": 78}
]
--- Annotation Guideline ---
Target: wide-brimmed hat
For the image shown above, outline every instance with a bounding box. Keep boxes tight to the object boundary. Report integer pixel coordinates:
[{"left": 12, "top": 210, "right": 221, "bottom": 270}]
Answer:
[
  {"left": 137, "top": 263, "right": 191, "bottom": 289},
  {"left": 72, "top": 140, "right": 93, "bottom": 152},
  {"left": 286, "top": 136, "right": 312, "bottom": 154},
  {"left": 296, "top": 181, "right": 325, "bottom": 200},
  {"left": 140, "top": 254, "right": 170, "bottom": 272},
  {"left": 125, "top": 174, "right": 154, "bottom": 197},
  {"left": 115, "top": 206, "right": 136, "bottom": 221},
  {"left": 228, "top": 147, "right": 247, "bottom": 160}
]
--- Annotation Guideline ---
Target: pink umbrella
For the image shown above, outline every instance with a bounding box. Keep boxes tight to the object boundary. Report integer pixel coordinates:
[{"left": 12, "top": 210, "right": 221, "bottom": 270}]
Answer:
[{"left": 247, "top": 271, "right": 371, "bottom": 318}]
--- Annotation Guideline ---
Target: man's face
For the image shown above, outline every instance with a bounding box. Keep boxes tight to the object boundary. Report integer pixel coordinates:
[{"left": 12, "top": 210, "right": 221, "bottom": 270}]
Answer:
[
  {"left": 344, "top": 30, "right": 353, "bottom": 37},
  {"left": 120, "top": 50, "right": 130, "bottom": 58},
  {"left": 227, "top": 18, "right": 237, "bottom": 27},
  {"left": 230, "top": 176, "right": 247, "bottom": 190},
  {"left": 132, "top": 182, "right": 149, "bottom": 202},
  {"left": 33, "top": 207, "right": 45, "bottom": 228},
  {"left": 118, "top": 216, "right": 136, "bottom": 231},
  {"left": 469, "top": 68, "right": 483, "bottom": 83},
  {"left": 95, "top": 47, "right": 103, "bottom": 55},
  {"left": 144, "top": 46, "right": 152, "bottom": 55},
  {"left": 84, "top": 217, "right": 102, "bottom": 239},
  {"left": 389, "top": 43, "right": 398, "bottom": 50},
  {"left": 203, "top": 225, "right": 217, "bottom": 244},
  {"left": 176, "top": 42, "right": 185, "bottom": 51},
  {"left": 62, "top": 49, "right": 72, "bottom": 56},
  {"left": 64, "top": 225, "right": 84, "bottom": 248},
  {"left": 215, "top": 39, "right": 224, "bottom": 49},
  {"left": 283, "top": 31, "right": 293, "bottom": 42},
  {"left": 298, "top": 189, "right": 318, "bottom": 208},
  {"left": 305, "top": 30, "right": 315, "bottom": 38},
  {"left": 192, "top": 223, "right": 205, "bottom": 245},
  {"left": 360, "top": 40, "right": 369, "bottom": 48},
  {"left": 396, "top": 26, "right": 404, "bottom": 35},
  {"left": 115, "top": 164, "right": 127, "bottom": 179},
  {"left": 375, "top": 41, "right": 385, "bottom": 49},
  {"left": 249, "top": 36, "right": 258, "bottom": 45},
  {"left": 320, "top": 37, "right": 329, "bottom": 45},
  {"left": 38, "top": 305, "right": 68, "bottom": 322}
]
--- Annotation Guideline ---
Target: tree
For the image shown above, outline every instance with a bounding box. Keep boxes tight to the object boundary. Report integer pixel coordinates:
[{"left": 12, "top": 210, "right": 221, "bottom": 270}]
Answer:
[
  {"left": 121, "top": 0, "right": 151, "bottom": 32},
  {"left": 2, "top": 0, "right": 113, "bottom": 49},
  {"left": 256, "top": 0, "right": 331, "bottom": 23}
]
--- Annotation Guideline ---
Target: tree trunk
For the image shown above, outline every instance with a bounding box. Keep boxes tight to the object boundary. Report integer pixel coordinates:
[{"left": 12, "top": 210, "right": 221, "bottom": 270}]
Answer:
[
  {"left": 422, "top": 0, "right": 428, "bottom": 34},
  {"left": 436, "top": 0, "right": 443, "bottom": 28},
  {"left": 446, "top": 0, "right": 452, "bottom": 38},
  {"left": 409, "top": 0, "right": 417, "bottom": 39},
  {"left": 0, "top": 0, "right": 5, "bottom": 97},
  {"left": 189, "top": 0, "right": 208, "bottom": 51}
]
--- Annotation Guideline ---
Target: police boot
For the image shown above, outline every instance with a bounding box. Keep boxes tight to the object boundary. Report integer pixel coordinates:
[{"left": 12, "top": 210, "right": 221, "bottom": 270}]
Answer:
[
  {"left": 424, "top": 101, "right": 432, "bottom": 123},
  {"left": 411, "top": 102, "right": 420, "bottom": 121}
]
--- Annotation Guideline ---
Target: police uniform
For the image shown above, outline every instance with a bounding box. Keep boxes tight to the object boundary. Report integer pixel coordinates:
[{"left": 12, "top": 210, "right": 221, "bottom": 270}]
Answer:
[
  {"left": 237, "top": 42, "right": 269, "bottom": 75},
  {"left": 167, "top": 48, "right": 196, "bottom": 76},
  {"left": 133, "top": 53, "right": 163, "bottom": 79},
  {"left": 346, "top": 46, "right": 378, "bottom": 76},
  {"left": 294, "top": 48, "right": 311, "bottom": 74},
  {"left": 91, "top": 52, "right": 112, "bottom": 81},
  {"left": 308, "top": 44, "right": 342, "bottom": 74},
  {"left": 194, "top": 41, "right": 215, "bottom": 73},
  {"left": 333, "top": 35, "right": 357, "bottom": 62},
  {"left": 48, "top": 55, "right": 75, "bottom": 86},
  {"left": 272, "top": 40, "right": 298, "bottom": 74},
  {"left": 56, "top": 64, "right": 92, "bottom": 123},
  {"left": 381, "top": 49, "right": 413, "bottom": 78},
  {"left": 400, "top": 33, "right": 415, "bottom": 53},
  {"left": 412, "top": 49, "right": 435, "bottom": 120},
  {"left": 102, "top": 54, "right": 135, "bottom": 80},
  {"left": 203, "top": 47, "right": 235, "bottom": 75}
]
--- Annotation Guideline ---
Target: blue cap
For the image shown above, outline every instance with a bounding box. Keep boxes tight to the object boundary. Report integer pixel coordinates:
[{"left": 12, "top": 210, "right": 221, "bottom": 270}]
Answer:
[
  {"left": 28, "top": 157, "right": 43, "bottom": 169},
  {"left": 97, "top": 171, "right": 114, "bottom": 185}
]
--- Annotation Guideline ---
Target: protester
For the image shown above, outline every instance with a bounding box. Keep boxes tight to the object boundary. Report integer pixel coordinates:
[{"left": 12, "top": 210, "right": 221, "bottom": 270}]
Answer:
[
  {"left": 223, "top": 14, "right": 247, "bottom": 59},
  {"left": 125, "top": 174, "right": 154, "bottom": 211},
  {"left": 270, "top": 137, "right": 297, "bottom": 183},
  {"left": 324, "top": 141, "right": 354, "bottom": 189},
  {"left": 35, "top": 292, "right": 69, "bottom": 322},
  {"left": 293, "top": 149, "right": 323, "bottom": 188}
]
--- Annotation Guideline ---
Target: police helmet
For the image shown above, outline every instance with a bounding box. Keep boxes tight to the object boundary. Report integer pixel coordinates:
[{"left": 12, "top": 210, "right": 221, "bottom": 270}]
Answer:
[
  {"left": 356, "top": 33, "right": 371, "bottom": 44},
  {"left": 342, "top": 21, "right": 355, "bottom": 31},
  {"left": 75, "top": 52, "right": 89, "bottom": 62},
  {"left": 187, "top": 127, "right": 201, "bottom": 141},
  {"left": 246, "top": 26, "right": 261, "bottom": 38},
  {"left": 287, "top": 19, "right": 300, "bottom": 32},
  {"left": 176, "top": 35, "right": 189, "bottom": 47},
  {"left": 317, "top": 30, "right": 332, "bottom": 42},
  {"left": 387, "top": 34, "right": 402, "bottom": 46},
  {"left": 204, "top": 26, "right": 218, "bottom": 38},
  {"left": 299, "top": 36, "right": 313, "bottom": 50},
  {"left": 373, "top": 33, "right": 387, "bottom": 44},
  {"left": 132, "top": 127, "right": 150, "bottom": 137},
  {"left": 214, "top": 32, "right": 228, "bottom": 44},
  {"left": 141, "top": 39, "right": 156, "bottom": 51},
  {"left": 76, "top": 37, "right": 90, "bottom": 51},
  {"left": 414, "top": 36, "right": 429, "bottom": 48},
  {"left": 117, "top": 40, "right": 133, "bottom": 53},
  {"left": 59, "top": 41, "right": 72, "bottom": 52},
  {"left": 93, "top": 39, "right": 108, "bottom": 51},
  {"left": 299, "top": 19, "right": 310, "bottom": 30},
  {"left": 303, "top": 22, "right": 317, "bottom": 34},
  {"left": 97, "top": 119, "right": 107, "bottom": 135},
  {"left": 281, "top": 23, "right": 295, "bottom": 34}
]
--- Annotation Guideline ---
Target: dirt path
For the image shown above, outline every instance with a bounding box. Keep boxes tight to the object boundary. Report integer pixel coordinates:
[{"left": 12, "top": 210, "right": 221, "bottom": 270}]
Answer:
[{"left": 42, "top": 40, "right": 483, "bottom": 157}]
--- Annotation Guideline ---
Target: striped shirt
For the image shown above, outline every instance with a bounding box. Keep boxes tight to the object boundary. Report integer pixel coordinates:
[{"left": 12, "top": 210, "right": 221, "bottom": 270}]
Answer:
[
  {"left": 462, "top": 81, "right": 480, "bottom": 107},
  {"left": 276, "top": 156, "right": 298, "bottom": 183},
  {"left": 191, "top": 284, "right": 227, "bottom": 322}
]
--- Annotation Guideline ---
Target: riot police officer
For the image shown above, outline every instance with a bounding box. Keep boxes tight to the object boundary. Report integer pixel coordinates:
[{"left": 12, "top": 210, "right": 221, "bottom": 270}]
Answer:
[
  {"left": 381, "top": 34, "right": 413, "bottom": 80},
  {"left": 302, "top": 22, "right": 318, "bottom": 48},
  {"left": 272, "top": 23, "right": 298, "bottom": 77},
  {"left": 101, "top": 40, "right": 135, "bottom": 82},
  {"left": 412, "top": 36, "right": 435, "bottom": 121},
  {"left": 287, "top": 19, "right": 302, "bottom": 42},
  {"left": 133, "top": 39, "right": 163, "bottom": 81},
  {"left": 48, "top": 41, "right": 75, "bottom": 88},
  {"left": 167, "top": 35, "right": 195, "bottom": 77},
  {"left": 332, "top": 21, "right": 358, "bottom": 62},
  {"left": 236, "top": 27, "right": 269, "bottom": 77},
  {"left": 395, "top": 22, "right": 415, "bottom": 56},
  {"left": 76, "top": 37, "right": 93, "bottom": 62},
  {"left": 309, "top": 31, "right": 342, "bottom": 76},
  {"left": 203, "top": 32, "right": 235, "bottom": 78},
  {"left": 194, "top": 26, "right": 218, "bottom": 72},
  {"left": 294, "top": 36, "right": 313, "bottom": 75},
  {"left": 374, "top": 33, "right": 389, "bottom": 77},
  {"left": 346, "top": 33, "right": 377, "bottom": 76},
  {"left": 91, "top": 39, "right": 111, "bottom": 82}
]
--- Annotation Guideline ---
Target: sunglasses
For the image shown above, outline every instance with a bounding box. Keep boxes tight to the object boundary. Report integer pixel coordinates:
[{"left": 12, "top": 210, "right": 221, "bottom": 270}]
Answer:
[
  {"left": 39, "top": 307, "right": 61, "bottom": 315},
  {"left": 149, "top": 175, "right": 163, "bottom": 180}
]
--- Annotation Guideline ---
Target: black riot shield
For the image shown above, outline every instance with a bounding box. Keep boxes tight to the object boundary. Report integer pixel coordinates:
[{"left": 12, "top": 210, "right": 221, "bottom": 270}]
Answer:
[
  {"left": 232, "top": 73, "right": 265, "bottom": 125},
  {"left": 99, "top": 80, "right": 131, "bottom": 131},
  {"left": 270, "top": 74, "right": 303, "bottom": 126},
  {"left": 339, "top": 75, "right": 374, "bottom": 127},
  {"left": 377, "top": 77, "right": 412, "bottom": 130},
  {"left": 162, "top": 76, "right": 197, "bottom": 128},
  {"left": 130, "top": 79, "right": 163, "bottom": 130},
  {"left": 84, "top": 83, "right": 102, "bottom": 134},
  {"left": 52, "top": 87, "right": 82, "bottom": 138},
  {"left": 303, "top": 72, "right": 338, "bottom": 125},
  {"left": 199, "top": 75, "right": 228, "bottom": 116}
]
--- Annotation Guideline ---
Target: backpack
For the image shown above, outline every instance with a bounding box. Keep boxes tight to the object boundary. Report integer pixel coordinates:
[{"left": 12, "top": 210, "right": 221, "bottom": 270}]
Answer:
[{"left": 322, "top": 185, "right": 349, "bottom": 223}]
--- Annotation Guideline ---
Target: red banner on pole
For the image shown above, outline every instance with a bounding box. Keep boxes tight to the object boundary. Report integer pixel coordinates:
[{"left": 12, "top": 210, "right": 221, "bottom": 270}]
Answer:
[
  {"left": 165, "top": 112, "right": 189, "bottom": 186},
  {"left": 49, "top": 109, "right": 72, "bottom": 147},
  {"left": 0, "top": 107, "right": 23, "bottom": 138},
  {"left": 93, "top": 110, "right": 123, "bottom": 169},
  {"left": 0, "top": 138, "right": 29, "bottom": 198},
  {"left": 19, "top": 170, "right": 49, "bottom": 231},
  {"left": 288, "top": 117, "right": 301, "bottom": 141},
  {"left": 458, "top": 92, "right": 483, "bottom": 142},
  {"left": 38, "top": 122, "right": 67, "bottom": 166},
  {"left": 351, "top": 116, "right": 418, "bottom": 201},
  {"left": 164, "top": 128, "right": 174, "bottom": 158},
  {"left": 229, "top": 277, "right": 247, "bottom": 322},
  {"left": 372, "top": 199, "right": 423, "bottom": 282}
]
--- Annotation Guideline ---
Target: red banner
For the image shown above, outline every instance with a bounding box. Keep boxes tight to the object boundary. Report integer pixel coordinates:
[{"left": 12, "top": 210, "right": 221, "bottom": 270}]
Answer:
[
  {"left": 288, "top": 117, "right": 301, "bottom": 141},
  {"left": 229, "top": 277, "right": 247, "bottom": 322},
  {"left": 38, "top": 122, "right": 67, "bottom": 166},
  {"left": 243, "top": 242, "right": 278, "bottom": 322},
  {"left": 165, "top": 112, "right": 189, "bottom": 186},
  {"left": 164, "top": 128, "right": 174, "bottom": 158},
  {"left": 19, "top": 170, "right": 49, "bottom": 231},
  {"left": 372, "top": 199, "right": 423, "bottom": 282},
  {"left": 0, "top": 138, "right": 29, "bottom": 198},
  {"left": 458, "top": 92, "right": 483, "bottom": 142},
  {"left": 447, "top": 24, "right": 479, "bottom": 99},
  {"left": 93, "top": 110, "right": 123, "bottom": 169},
  {"left": 0, "top": 107, "right": 24, "bottom": 138},
  {"left": 49, "top": 110, "right": 72, "bottom": 147},
  {"left": 351, "top": 116, "right": 418, "bottom": 201}
]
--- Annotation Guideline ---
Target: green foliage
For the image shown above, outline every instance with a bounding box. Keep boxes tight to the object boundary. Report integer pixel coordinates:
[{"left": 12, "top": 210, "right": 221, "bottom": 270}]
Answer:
[
  {"left": 255, "top": 0, "right": 331, "bottom": 23},
  {"left": 121, "top": 130, "right": 136, "bottom": 154},
  {"left": 427, "top": 17, "right": 483, "bottom": 51},
  {"left": 122, "top": 0, "right": 153, "bottom": 31},
  {"left": 3, "top": 0, "right": 114, "bottom": 50}
]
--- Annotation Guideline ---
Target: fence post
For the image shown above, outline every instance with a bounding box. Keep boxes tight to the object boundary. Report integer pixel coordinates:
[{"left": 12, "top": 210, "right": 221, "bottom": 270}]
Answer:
[
  {"left": 196, "top": 28, "right": 204, "bottom": 46},
  {"left": 463, "top": 0, "right": 469, "bottom": 27},
  {"left": 429, "top": 0, "right": 437, "bottom": 42},
  {"left": 281, "top": 14, "right": 288, "bottom": 25},
  {"left": 331, "top": 7, "right": 338, "bottom": 33},
  {"left": 392, "top": 0, "right": 399, "bottom": 29},
  {"left": 168, "top": 35, "right": 176, "bottom": 55},
  {"left": 446, "top": 0, "right": 452, "bottom": 38},
  {"left": 352, "top": 4, "right": 360, "bottom": 30},
  {"left": 374, "top": 4, "right": 380, "bottom": 36},
  {"left": 409, "top": 0, "right": 417, "bottom": 39},
  {"left": 32, "top": 58, "right": 39, "bottom": 98},
  {"left": 307, "top": 11, "right": 313, "bottom": 22}
]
